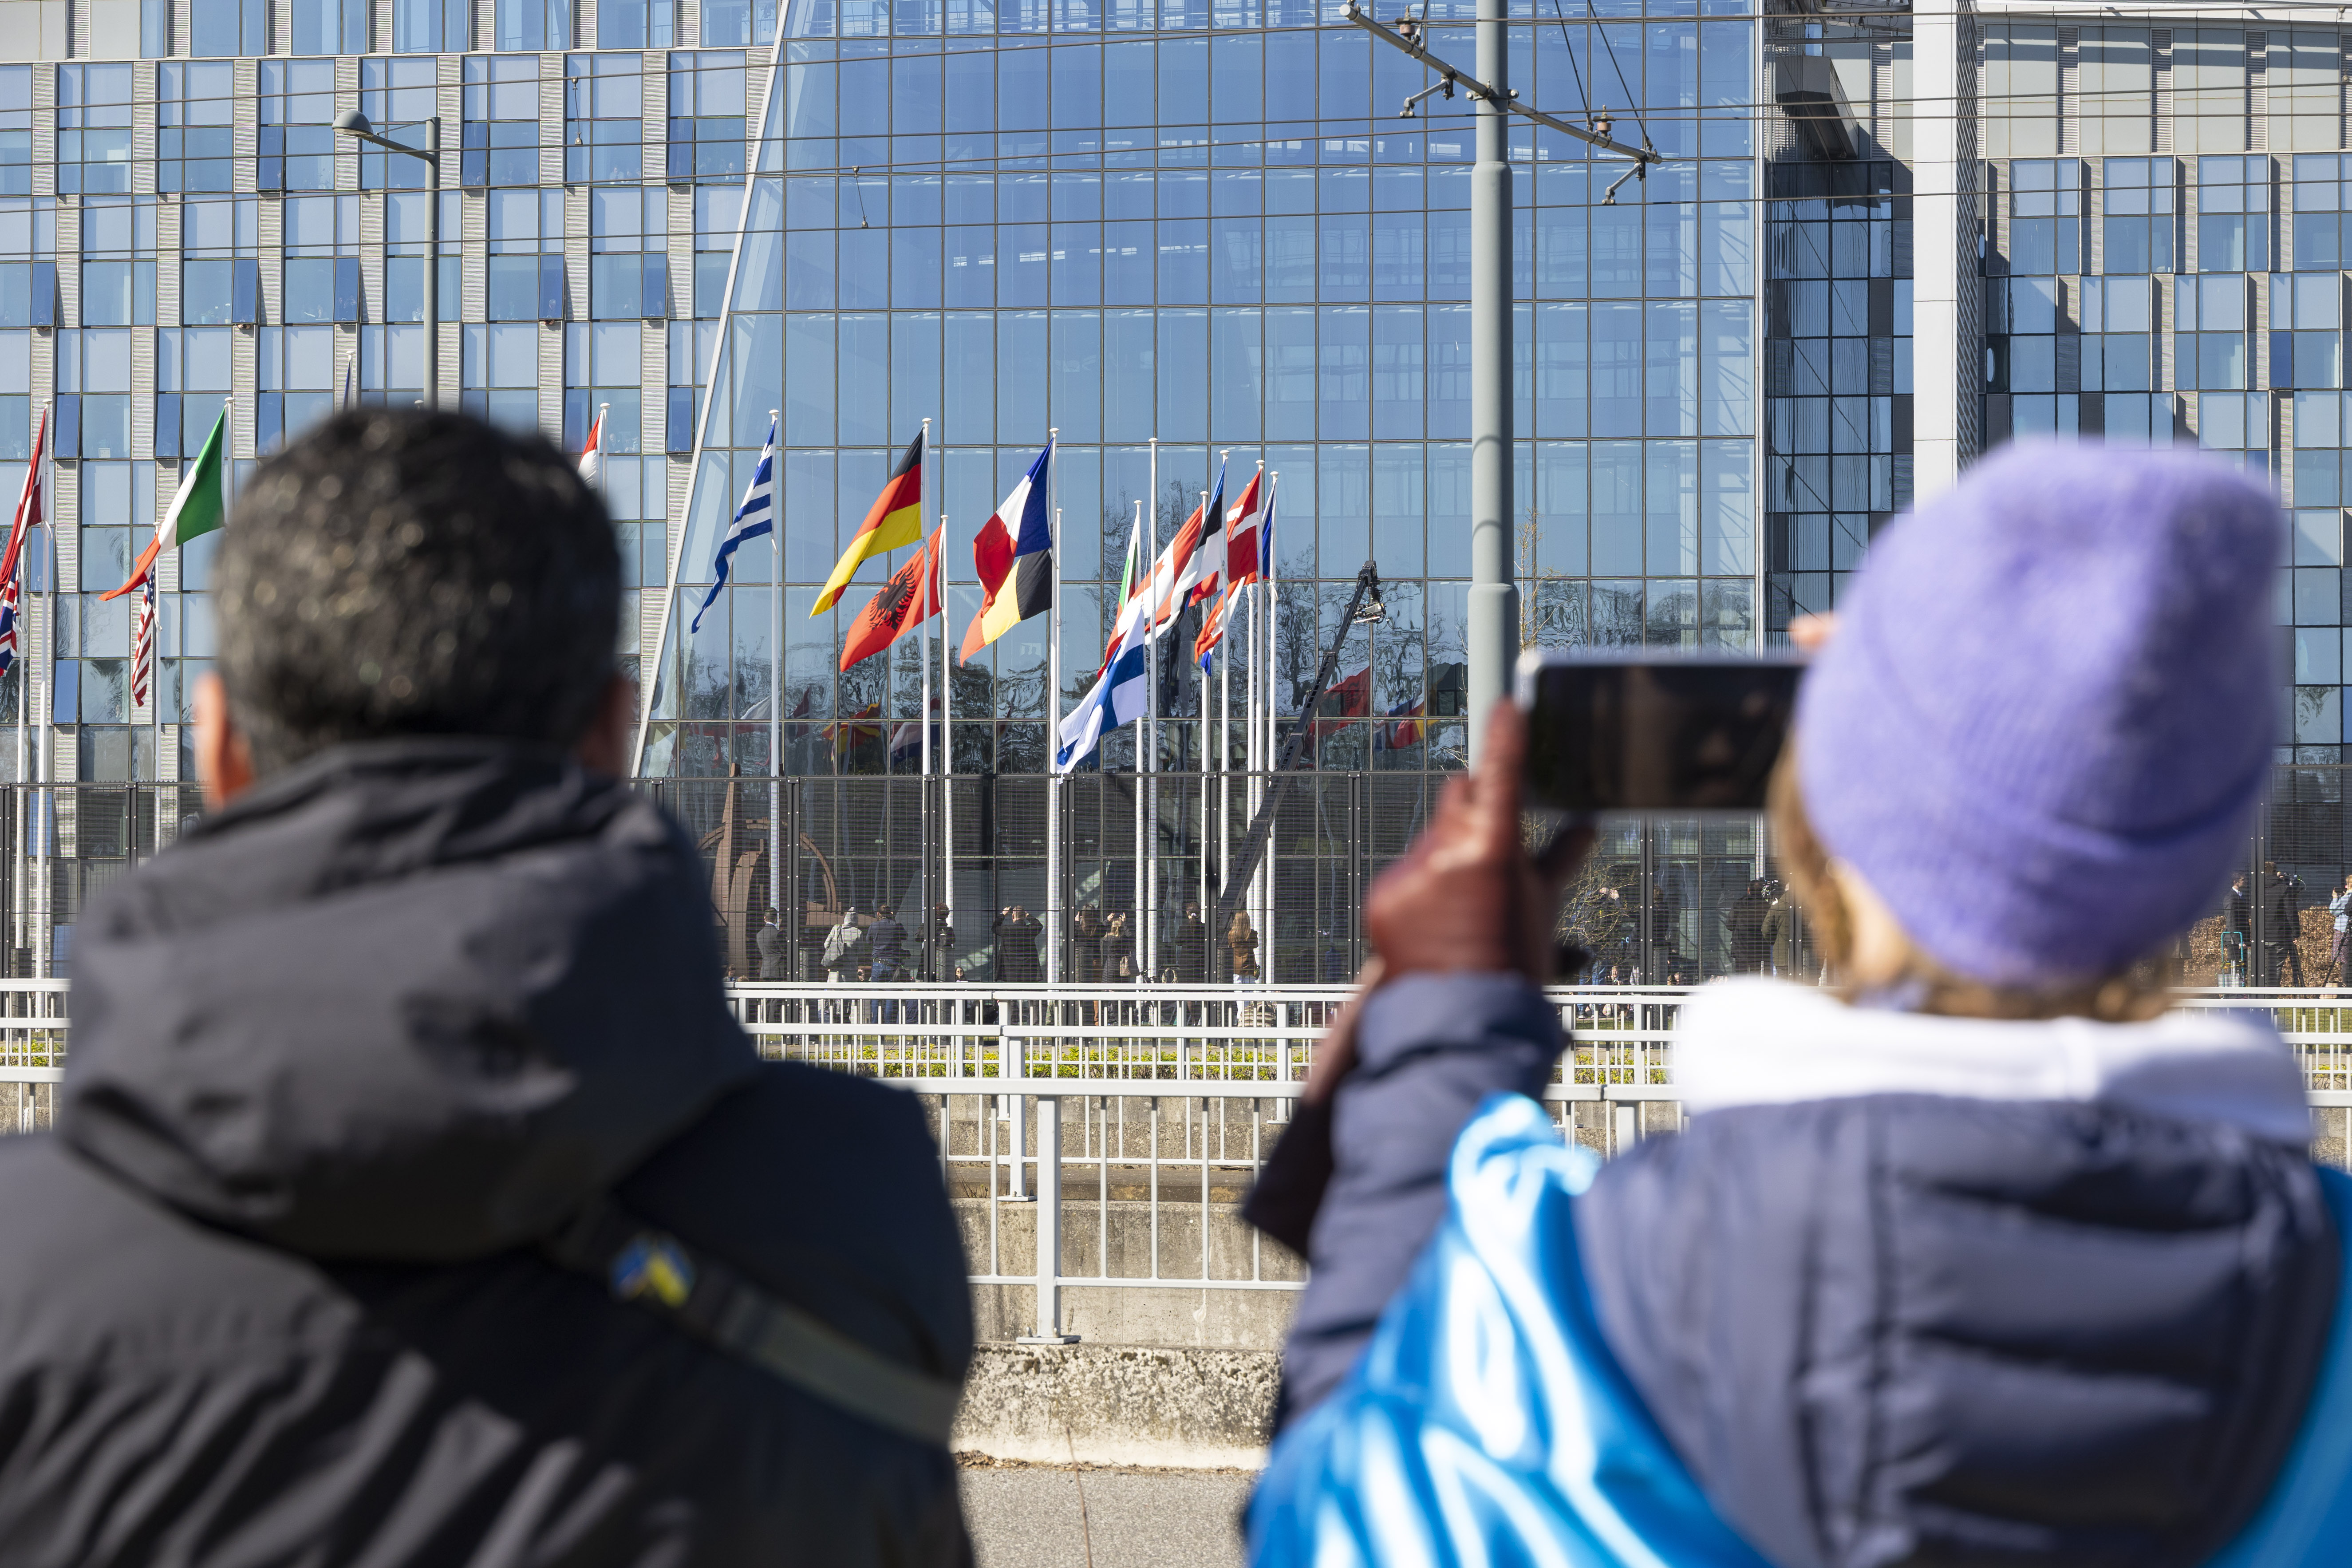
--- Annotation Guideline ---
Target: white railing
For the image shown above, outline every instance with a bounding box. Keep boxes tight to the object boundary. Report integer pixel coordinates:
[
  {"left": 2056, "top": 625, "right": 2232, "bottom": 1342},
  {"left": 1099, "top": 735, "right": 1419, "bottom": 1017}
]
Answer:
[{"left": 9, "top": 980, "right": 2352, "bottom": 1339}]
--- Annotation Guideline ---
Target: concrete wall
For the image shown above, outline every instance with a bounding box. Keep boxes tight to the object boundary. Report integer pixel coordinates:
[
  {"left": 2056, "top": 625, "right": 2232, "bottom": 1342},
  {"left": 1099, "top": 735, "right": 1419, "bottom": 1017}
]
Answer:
[
  {"left": 952, "top": 1343, "right": 1280, "bottom": 1470},
  {"left": 955, "top": 1197, "right": 1300, "bottom": 1350}
]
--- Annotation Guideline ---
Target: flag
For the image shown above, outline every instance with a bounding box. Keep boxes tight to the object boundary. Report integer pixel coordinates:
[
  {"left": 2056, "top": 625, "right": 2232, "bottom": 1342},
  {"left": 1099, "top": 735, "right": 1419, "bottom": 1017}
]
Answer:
[
  {"left": 104, "top": 405, "right": 226, "bottom": 601},
  {"left": 1056, "top": 601, "right": 1154, "bottom": 774},
  {"left": 959, "top": 439, "right": 1055, "bottom": 664},
  {"left": 1314, "top": 666, "right": 1373, "bottom": 736},
  {"left": 840, "top": 525, "right": 943, "bottom": 670},
  {"left": 1223, "top": 470, "right": 1264, "bottom": 589},
  {"left": 1117, "top": 513, "right": 1144, "bottom": 607},
  {"left": 130, "top": 574, "right": 156, "bottom": 711},
  {"left": 688, "top": 417, "right": 776, "bottom": 635},
  {"left": 1176, "top": 459, "right": 1228, "bottom": 613},
  {"left": 577, "top": 403, "right": 606, "bottom": 485},
  {"left": 1194, "top": 588, "right": 1227, "bottom": 672},
  {"left": 1259, "top": 473, "right": 1279, "bottom": 580},
  {"left": 1097, "top": 482, "right": 1224, "bottom": 669},
  {"left": 826, "top": 700, "right": 884, "bottom": 754},
  {"left": 814, "top": 429, "right": 925, "bottom": 615},
  {"left": 0, "top": 405, "right": 46, "bottom": 679},
  {"left": 889, "top": 697, "right": 942, "bottom": 767},
  {"left": 1377, "top": 693, "right": 1428, "bottom": 751}
]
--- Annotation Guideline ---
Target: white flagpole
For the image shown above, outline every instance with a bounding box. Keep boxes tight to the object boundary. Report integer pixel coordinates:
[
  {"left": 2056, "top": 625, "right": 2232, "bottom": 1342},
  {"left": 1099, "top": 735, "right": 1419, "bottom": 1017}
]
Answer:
[
  {"left": 13, "top": 405, "right": 36, "bottom": 974},
  {"left": 917, "top": 419, "right": 933, "bottom": 961},
  {"left": 1144, "top": 439, "right": 1159, "bottom": 983},
  {"left": 36, "top": 407, "right": 55, "bottom": 982},
  {"left": 1262, "top": 472, "right": 1280, "bottom": 973},
  {"left": 938, "top": 430, "right": 955, "bottom": 986},
  {"left": 1129, "top": 497, "right": 1143, "bottom": 986},
  {"left": 1044, "top": 428, "right": 1061, "bottom": 986},
  {"left": 767, "top": 413, "right": 783, "bottom": 936},
  {"left": 148, "top": 576, "right": 160, "bottom": 818}
]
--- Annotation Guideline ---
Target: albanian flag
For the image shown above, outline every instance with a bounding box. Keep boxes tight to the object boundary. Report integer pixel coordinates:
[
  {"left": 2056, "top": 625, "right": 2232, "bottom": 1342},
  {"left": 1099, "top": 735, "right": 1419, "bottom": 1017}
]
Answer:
[{"left": 839, "top": 525, "right": 943, "bottom": 670}]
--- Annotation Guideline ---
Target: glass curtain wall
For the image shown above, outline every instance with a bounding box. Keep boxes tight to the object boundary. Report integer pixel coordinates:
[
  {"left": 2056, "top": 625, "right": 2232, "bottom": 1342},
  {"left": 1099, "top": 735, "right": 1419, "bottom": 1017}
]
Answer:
[{"left": 640, "top": 0, "right": 1759, "bottom": 976}]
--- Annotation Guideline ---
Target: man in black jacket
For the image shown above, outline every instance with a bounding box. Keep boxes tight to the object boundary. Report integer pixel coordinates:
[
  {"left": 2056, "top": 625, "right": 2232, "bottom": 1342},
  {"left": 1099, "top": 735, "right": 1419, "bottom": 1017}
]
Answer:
[{"left": 0, "top": 411, "right": 974, "bottom": 1565}]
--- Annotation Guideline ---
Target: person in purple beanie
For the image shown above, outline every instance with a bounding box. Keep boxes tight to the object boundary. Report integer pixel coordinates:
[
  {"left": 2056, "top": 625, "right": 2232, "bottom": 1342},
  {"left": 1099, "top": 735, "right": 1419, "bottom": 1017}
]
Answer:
[{"left": 1244, "top": 441, "right": 2352, "bottom": 1568}]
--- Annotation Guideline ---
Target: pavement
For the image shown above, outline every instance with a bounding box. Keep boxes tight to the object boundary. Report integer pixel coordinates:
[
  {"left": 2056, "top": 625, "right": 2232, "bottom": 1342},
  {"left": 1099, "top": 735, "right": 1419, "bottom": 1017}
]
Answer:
[{"left": 961, "top": 1461, "right": 1256, "bottom": 1568}]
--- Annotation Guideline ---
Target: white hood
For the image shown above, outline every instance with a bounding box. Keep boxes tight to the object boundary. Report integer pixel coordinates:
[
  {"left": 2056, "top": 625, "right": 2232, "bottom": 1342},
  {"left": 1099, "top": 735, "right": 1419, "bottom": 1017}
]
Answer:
[{"left": 1673, "top": 977, "right": 2313, "bottom": 1146}]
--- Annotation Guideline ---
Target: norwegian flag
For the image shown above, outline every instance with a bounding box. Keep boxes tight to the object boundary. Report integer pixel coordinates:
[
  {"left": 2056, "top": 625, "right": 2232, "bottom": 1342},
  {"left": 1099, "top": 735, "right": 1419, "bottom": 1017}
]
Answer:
[
  {"left": 130, "top": 573, "right": 156, "bottom": 711},
  {"left": 0, "top": 404, "right": 49, "bottom": 679}
]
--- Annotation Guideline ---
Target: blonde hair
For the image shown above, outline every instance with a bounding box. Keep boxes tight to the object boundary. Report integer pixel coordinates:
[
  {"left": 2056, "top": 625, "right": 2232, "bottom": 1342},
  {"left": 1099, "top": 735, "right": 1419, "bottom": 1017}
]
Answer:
[{"left": 1768, "top": 750, "right": 2169, "bottom": 1024}]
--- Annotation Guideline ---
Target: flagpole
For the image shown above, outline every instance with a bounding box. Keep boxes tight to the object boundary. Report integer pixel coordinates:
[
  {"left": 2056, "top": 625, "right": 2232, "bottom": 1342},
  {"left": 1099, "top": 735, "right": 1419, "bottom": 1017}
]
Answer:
[
  {"left": 13, "top": 403, "right": 40, "bottom": 975},
  {"left": 766, "top": 411, "right": 782, "bottom": 939},
  {"left": 1200, "top": 452, "right": 1219, "bottom": 965},
  {"left": 1144, "top": 438, "right": 1159, "bottom": 983},
  {"left": 1262, "top": 472, "right": 1279, "bottom": 976},
  {"left": 1044, "top": 428, "right": 1061, "bottom": 987},
  {"left": 36, "top": 407, "right": 54, "bottom": 982},
  {"left": 927, "top": 505, "right": 945, "bottom": 983}
]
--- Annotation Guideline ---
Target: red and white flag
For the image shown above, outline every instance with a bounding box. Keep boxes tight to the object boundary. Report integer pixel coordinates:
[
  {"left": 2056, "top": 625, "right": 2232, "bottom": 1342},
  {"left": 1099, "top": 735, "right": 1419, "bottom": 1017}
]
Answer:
[
  {"left": 131, "top": 573, "right": 156, "bottom": 711},
  {"left": 1223, "top": 470, "right": 1263, "bottom": 589},
  {"left": 577, "top": 403, "right": 607, "bottom": 486},
  {"left": 0, "top": 405, "right": 48, "bottom": 679}
]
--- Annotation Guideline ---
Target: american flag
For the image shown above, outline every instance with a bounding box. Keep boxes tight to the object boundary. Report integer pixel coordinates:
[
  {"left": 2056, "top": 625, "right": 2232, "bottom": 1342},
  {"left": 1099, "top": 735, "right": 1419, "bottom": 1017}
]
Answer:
[{"left": 130, "top": 573, "right": 156, "bottom": 711}]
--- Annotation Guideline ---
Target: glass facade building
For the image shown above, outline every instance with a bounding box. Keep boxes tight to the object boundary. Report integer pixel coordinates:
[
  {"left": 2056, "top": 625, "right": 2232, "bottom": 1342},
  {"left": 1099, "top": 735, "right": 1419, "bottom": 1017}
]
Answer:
[{"left": 1, "top": 0, "right": 2340, "bottom": 977}]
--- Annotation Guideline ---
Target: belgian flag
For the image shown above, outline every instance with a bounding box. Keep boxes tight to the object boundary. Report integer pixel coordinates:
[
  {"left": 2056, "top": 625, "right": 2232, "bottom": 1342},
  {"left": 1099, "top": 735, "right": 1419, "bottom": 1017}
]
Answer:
[{"left": 813, "top": 429, "right": 926, "bottom": 615}]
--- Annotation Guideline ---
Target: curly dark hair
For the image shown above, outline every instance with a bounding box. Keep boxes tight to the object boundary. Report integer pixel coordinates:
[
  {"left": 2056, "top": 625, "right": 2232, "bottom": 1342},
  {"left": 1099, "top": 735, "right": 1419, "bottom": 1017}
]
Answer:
[{"left": 213, "top": 408, "right": 621, "bottom": 776}]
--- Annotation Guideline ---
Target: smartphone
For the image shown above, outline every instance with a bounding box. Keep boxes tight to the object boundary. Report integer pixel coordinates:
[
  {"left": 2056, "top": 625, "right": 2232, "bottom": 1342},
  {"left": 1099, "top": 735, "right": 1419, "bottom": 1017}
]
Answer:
[{"left": 1515, "top": 650, "right": 1804, "bottom": 815}]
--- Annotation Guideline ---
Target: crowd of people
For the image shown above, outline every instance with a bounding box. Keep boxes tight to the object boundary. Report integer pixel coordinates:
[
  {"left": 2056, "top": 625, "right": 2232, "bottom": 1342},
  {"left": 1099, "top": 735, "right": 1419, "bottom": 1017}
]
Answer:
[{"left": 745, "top": 894, "right": 1268, "bottom": 990}]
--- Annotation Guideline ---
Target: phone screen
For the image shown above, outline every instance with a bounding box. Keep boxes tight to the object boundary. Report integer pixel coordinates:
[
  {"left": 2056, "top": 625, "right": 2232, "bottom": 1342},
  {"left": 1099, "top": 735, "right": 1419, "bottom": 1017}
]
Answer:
[{"left": 1517, "top": 653, "right": 1803, "bottom": 814}]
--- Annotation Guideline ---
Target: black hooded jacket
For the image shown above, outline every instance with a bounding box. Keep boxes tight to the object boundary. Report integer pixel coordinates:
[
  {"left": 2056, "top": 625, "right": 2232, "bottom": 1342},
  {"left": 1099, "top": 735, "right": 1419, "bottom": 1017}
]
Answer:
[{"left": 0, "top": 741, "right": 974, "bottom": 1566}]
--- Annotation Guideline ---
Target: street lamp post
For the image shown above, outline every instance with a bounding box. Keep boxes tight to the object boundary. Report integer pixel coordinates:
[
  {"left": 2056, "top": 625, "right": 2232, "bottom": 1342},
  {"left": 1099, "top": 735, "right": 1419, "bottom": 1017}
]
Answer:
[{"left": 335, "top": 110, "right": 440, "bottom": 407}]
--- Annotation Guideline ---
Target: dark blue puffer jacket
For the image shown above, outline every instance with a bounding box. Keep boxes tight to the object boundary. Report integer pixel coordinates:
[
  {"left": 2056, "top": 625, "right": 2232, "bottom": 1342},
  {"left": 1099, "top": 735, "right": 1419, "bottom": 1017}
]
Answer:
[{"left": 1260, "top": 974, "right": 2341, "bottom": 1568}]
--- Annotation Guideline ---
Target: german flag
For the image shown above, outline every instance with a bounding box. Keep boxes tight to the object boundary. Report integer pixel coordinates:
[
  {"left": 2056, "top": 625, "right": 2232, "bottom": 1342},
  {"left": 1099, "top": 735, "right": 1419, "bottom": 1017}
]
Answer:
[{"left": 813, "top": 429, "right": 926, "bottom": 615}]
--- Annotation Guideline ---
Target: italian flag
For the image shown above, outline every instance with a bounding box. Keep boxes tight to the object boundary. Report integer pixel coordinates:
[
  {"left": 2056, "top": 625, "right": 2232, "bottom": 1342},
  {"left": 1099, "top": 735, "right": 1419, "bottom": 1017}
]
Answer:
[{"left": 105, "top": 406, "right": 225, "bottom": 601}]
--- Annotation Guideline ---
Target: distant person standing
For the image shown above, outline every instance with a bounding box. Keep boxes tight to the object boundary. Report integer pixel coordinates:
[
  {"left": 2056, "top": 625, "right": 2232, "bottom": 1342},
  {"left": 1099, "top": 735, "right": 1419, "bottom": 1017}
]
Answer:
[
  {"left": 1100, "top": 912, "right": 1135, "bottom": 983},
  {"left": 917, "top": 903, "right": 954, "bottom": 982},
  {"left": 1229, "top": 910, "right": 1262, "bottom": 982},
  {"left": 1176, "top": 902, "right": 1209, "bottom": 983},
  {"left": 1726, "top": 878, "right": 1769, "bottom": 974},
  {"left": 2328, "top": 873, "right": 2352, "bottom": 986},
  {"left": 2264, "top": 861, "right": 2301, "bottom": 986},
  {"left": 1761, "top": 882, "right": 1799, "bottom": 979},
  {"left": 867, "top": 904, "right": 907, "bottom": 983},
  {"left": 993, "top": 905, "right": 1041, "bottom": 983},
  {"left": 823, "top": 905, "right": 864, "bottom": 984},
  {"left": 755, "top": 906, "right": 786, "bottom": 980},
  {"left": 1071, "top": 904, "right": 1104, "bottom": 984}
]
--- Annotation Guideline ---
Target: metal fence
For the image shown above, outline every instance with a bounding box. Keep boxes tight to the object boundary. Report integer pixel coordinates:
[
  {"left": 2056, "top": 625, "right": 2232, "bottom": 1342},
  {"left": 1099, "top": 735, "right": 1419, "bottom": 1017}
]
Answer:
[
  {"left": 8, "top": 978, "right": 2352, "bottom": 1338},
  {"left": 8, "top": 768, "right": 2351, "bottom": 996}
]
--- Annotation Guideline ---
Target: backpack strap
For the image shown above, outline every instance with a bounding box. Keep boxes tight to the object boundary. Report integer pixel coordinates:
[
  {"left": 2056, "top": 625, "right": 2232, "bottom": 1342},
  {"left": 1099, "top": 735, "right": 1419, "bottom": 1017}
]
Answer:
[{"left": 543, "top": 1197, "right": 962, "bottom": 1446}]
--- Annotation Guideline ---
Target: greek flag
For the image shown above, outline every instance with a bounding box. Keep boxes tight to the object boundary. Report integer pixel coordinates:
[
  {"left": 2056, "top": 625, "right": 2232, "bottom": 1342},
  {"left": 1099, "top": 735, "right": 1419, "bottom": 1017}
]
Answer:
[{"left": 690, "top": 416, "right": 778, "bottom": 635}]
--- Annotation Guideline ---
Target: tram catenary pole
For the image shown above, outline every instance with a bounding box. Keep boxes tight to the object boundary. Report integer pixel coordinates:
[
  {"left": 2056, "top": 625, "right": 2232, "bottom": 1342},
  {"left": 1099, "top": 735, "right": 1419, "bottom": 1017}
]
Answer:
[{"left": 1342, "top": 4, "right": 1656, "bottom": 764}]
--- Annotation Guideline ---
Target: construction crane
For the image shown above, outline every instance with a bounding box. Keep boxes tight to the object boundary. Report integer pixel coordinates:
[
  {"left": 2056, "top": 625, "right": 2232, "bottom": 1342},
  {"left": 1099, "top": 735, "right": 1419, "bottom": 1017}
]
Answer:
[{"left": 1215, "top": 560, "right": 1387, "bottom": 924}]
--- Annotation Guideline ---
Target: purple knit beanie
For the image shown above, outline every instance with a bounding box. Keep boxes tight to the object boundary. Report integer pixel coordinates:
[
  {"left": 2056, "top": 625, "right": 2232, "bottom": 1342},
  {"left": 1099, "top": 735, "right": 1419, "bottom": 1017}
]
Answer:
[{"left": 1794, "top": 440, "right": 2283, "bottom": 988}]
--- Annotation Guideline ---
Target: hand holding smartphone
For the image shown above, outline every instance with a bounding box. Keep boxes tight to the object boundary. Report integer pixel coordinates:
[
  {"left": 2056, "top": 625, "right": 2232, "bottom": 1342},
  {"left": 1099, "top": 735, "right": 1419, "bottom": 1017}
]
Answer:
[{"left": 1515, "top": 650, "right": 1803, "bottom": 816}]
